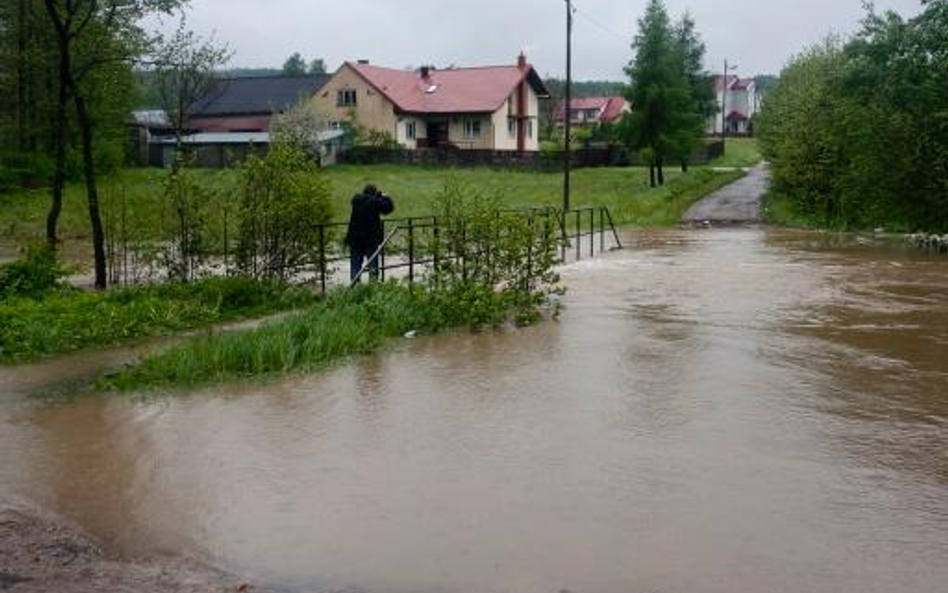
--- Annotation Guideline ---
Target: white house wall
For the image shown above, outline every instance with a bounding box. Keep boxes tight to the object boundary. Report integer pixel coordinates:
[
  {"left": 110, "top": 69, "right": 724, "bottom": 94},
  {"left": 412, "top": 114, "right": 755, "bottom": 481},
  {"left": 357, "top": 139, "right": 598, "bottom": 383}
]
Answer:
[{"left": 395, "top": 116, "right": 426, "bottom": 149}]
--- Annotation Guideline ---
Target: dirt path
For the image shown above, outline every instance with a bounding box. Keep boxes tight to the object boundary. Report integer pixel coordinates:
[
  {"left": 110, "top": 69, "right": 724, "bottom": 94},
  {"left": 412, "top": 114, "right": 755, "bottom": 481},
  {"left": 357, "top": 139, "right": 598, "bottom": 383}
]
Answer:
[
  {"left": 0, "top": 505, "right": 273, "bottom": 593},
  {"left": 682, "top": 164, "right": 769, "bottom": 225}
]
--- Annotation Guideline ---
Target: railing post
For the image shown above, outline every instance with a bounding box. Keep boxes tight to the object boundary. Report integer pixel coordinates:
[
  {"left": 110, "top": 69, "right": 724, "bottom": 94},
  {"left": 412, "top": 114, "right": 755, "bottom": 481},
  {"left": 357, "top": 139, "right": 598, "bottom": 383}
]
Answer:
[
  {"left": 589, "top": 208, "right": 594, "bottom": 257},
  {"left": 526, "top": 213, "right": 534, "bottom": 290},
  {"left": 432, "top": 218, "right": 440, "bottom": 278},
  {"left": 318, "top": 224, "right": 327, "bottom": 294},
  {"left": 575, "top": 208, "right": 581, "bottom": 261},
  {"left": 380, "top": 220, "right": 386, "bottom": 281},
  {"left": 462, "top": 223, "right": 468, "bottom": 282},
  {"left": 560, "top": 210, "right": 567, "bottom": 263},
  {"left": 599, "top": 207, "right": 605, "bottom": 253},
  {"left": 408, "top": 218, "right": 415, "bottom": 288}
]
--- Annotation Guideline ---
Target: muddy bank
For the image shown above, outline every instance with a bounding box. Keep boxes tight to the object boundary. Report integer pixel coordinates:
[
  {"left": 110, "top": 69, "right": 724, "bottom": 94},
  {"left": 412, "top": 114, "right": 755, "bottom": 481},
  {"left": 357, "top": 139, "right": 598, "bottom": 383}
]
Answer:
[{"left": 0, "top": 504, "right": 270, "bottom": 593}]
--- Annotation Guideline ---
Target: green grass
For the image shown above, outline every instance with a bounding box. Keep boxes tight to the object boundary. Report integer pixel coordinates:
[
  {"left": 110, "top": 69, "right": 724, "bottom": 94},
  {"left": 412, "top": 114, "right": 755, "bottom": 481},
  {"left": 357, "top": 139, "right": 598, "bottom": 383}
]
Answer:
[
  {"left": 0, "top": 276, "right": 316, "bottom": 363},
  {"left": 0, "top": 165, "right": 747, "bottom": 254},
  {"left": 99, "top": 282, "right": 481, "bottom": 391},
  {"left": 707, "top": 138, "right": 762, "bottom": 168}
]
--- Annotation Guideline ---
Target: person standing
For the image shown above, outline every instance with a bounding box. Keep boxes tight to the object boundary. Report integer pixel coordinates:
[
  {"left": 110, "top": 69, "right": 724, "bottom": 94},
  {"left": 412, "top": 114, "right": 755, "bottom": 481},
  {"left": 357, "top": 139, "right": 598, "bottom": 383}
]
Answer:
[{"left": 345, "top": 184, "right": 395, "bottom": 282}]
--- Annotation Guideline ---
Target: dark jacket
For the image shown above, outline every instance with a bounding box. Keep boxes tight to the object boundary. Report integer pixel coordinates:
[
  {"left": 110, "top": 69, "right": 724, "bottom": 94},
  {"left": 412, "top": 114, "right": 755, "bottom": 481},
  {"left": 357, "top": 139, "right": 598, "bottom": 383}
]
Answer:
[{"left": 345, "top": 192, "right": 394, "bottom": 248}]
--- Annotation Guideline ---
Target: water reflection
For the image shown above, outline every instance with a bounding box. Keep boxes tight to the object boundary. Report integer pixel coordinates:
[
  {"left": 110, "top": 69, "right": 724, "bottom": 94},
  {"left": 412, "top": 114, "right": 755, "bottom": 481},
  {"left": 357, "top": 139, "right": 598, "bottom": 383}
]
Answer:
[{"left": 1, "top": 228, "right": 946, "bottom": 593}]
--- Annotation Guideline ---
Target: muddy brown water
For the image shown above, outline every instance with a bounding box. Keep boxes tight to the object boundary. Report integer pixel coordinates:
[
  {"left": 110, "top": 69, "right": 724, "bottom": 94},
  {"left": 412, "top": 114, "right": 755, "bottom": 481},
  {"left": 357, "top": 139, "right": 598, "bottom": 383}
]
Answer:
[{"left": 1, "top": 229, "right": 947, "bottom": 593}]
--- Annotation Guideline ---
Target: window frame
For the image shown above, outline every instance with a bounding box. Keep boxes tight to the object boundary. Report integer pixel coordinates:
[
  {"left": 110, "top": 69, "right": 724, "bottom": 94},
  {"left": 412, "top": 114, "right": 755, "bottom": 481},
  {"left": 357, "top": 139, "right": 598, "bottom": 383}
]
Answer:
[
  {"left": 463, "top": 118, "right": 482, "bottom": 139},
  {"left": 336, "top": 88, "right": 357, "bottom": 107}
]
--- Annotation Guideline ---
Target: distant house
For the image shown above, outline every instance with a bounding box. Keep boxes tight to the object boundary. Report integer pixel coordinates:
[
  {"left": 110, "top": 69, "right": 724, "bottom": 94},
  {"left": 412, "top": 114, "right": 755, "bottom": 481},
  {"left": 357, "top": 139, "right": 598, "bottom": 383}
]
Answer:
[
  {"left": 554, "top": 96, "right": 629, "bottom": 128},
  {"left": 189, "top": 74, "right": 330, "bottom": 132},
  {"left": 311, "top": 54, "right": 550, "bottom": 152},
  {"left": 128, "top": 74, "right": 345, "bottom": 167},
  {"left": 149, "top": 129, "right": 347, "bottom": 168},
  {"left": 708, "top": 75, "right": 759, "bottom": 135}
]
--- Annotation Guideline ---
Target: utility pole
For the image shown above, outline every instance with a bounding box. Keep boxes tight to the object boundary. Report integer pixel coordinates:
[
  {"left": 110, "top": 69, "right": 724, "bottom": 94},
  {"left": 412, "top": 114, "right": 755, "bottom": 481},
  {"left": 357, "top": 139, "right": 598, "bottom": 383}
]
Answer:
[
  {"left": 563, "top": 0, "right": 574, "bottom": 213},
  {"left": 721, "top": 58, "right": 737, "bottom": 154}
]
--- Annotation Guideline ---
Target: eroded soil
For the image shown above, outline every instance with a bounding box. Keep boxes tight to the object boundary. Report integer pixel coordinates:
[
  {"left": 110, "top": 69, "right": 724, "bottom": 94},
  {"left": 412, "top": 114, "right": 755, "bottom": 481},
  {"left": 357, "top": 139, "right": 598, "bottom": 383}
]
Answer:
[{"left": 0, "top": 505, "right": 268, "bottom": 593}]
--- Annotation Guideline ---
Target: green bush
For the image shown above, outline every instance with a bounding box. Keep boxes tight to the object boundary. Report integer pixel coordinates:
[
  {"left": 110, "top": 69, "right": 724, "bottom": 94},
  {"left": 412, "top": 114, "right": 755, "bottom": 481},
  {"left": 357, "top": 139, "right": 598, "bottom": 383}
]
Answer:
[
  {"left": 0, "top": 245, "right": 70, "bottom": 299},
  {"left": 236, "top": 143, "right": 334, "bottom": 279},
  {"left": 757, "top": 3, "right": 948, "bottom": 232}
]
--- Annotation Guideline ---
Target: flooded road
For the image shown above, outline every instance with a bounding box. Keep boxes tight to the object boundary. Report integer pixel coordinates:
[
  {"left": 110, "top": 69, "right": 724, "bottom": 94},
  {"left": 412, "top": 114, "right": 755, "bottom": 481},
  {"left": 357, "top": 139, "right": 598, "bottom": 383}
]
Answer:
[{"left": 2, "top": 228, "right": 947, "bottom": 593}]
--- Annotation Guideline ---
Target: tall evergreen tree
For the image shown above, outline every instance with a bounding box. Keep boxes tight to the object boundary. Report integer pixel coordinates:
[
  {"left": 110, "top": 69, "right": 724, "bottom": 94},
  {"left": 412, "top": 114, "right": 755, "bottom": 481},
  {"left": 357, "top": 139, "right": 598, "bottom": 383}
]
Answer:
[
  {"left": 622, "top": 0, "right": 695, "bottom": 186},
  {"left": 672, "top": 13, "right": 714, "bottom": 171}
]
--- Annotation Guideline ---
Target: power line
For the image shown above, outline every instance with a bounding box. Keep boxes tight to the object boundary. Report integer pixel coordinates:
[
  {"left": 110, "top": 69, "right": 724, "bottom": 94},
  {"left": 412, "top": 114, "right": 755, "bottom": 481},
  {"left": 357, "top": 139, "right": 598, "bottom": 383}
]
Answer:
[{"left": 571, "top": 1, "right": 630, "bottom": 48}]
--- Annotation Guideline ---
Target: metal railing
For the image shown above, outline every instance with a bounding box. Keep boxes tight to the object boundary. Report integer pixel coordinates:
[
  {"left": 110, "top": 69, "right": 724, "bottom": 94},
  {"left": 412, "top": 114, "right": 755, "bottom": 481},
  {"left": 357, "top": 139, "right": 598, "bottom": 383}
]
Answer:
[
  {"left": 347, "top": 206, "right": 622, "bottom": 290},
  {"left": 102, "top": 205, "right": 622, "bottom": 291}
]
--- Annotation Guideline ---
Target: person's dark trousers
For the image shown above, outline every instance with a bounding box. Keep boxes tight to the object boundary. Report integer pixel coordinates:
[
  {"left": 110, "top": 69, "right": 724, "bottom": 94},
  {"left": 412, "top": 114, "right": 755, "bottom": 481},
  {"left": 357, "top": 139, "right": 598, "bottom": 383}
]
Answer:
[{"left": 349, "top": 242, "right": 380, "bottom": 282}]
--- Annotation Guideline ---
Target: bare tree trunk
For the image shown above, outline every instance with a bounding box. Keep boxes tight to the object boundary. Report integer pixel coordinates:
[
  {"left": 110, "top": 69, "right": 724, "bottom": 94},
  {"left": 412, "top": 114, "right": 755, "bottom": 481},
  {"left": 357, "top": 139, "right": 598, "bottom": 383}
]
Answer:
[
  {"left": 649, "top": 163, "right": 656, "bottom": 188},
  {"left": 73, "top": 90, "right": 108, "bottom": 289},
  {"left": 657, "top": 155, "right": 665, "bottom": 186},
  {"left": 16, "top": 0, "right": 29, "bottom": 152},
  {"left": 45, "top": 0, "right": 70, "bottom": 248}
]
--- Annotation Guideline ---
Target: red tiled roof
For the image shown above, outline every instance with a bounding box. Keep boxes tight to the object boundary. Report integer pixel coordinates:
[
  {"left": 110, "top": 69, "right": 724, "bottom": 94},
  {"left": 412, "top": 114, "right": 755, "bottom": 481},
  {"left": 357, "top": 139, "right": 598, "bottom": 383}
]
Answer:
[
  {"left": 554, "top": 96, "right": 628, "bottom": 123},
  {"left": 714, "top": 74, "right": 740, "bottom": 92},
  {"left": 347, "top": 61, "right": 549, "bottom": 115},
  {"left": 715, "top": 75, "right": 755, "bottom": 92},
  {"left": 600, "top": 97, "right": 627, "bottom": 123}
]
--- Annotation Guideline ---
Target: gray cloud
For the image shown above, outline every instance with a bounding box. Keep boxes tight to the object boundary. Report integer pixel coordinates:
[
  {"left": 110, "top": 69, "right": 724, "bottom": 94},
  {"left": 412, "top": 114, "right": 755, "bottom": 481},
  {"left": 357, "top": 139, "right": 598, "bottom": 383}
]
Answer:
[{"left": 160, "top": 0, "right": 925, "bottom": 80}]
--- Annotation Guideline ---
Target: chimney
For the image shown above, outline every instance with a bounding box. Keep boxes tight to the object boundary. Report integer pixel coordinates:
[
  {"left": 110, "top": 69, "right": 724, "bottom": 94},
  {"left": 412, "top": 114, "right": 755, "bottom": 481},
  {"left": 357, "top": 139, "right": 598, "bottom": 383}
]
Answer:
[
  {"left": 357, "top": 59, "right": 370, "bottom": 65},
  {"left": 517, "top": 52, "right": 527, "bottom": 70}
]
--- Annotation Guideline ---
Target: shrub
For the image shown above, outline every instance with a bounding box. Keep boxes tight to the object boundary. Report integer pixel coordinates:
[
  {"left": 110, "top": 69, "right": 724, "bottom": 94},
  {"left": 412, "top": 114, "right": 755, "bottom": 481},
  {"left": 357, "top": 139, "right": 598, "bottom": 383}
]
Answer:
[
  {"left": 0, "top": 245, "right": 70, "bottom": 299},
  {"left": 236, "top": 144, "right": 334, "bottom": 279}
]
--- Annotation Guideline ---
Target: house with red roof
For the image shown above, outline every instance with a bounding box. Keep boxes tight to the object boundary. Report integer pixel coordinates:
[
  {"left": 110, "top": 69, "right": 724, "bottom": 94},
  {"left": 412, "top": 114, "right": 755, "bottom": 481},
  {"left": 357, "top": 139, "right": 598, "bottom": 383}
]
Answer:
[
  {"left": 311, "top": 54, "right": 550, "bottom": 152},
  {"left": 554, "top": 96, "right": 629, "bottom": 128},
  {"left": 709, "top": 75, "right": 759, "bottom": 135}
]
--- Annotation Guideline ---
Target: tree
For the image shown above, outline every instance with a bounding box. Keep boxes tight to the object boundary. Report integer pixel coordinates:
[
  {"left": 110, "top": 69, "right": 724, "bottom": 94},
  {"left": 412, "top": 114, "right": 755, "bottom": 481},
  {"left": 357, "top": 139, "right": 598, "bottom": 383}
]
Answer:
[
  {"left": 308, "top": 57, "right": 326, "bottom": 75},
  {"left": 235, "top": 143, "right": 333, "bottom": 280},
  {"left": 270, "top": 99, "right": 331, "bottom": 160},
  {"left": 282, "top": 52, "right": 307, "bottom": 76},
  {"left": 621, "top": 0, "right": 696, "bottom": 187},
  {"left": 152, "top": 16, "right": 230, "bottom": 156},
  {"left": 758, "top": 0, "right": 948, "bottom": 232},
  {"left": 42, "top": 0, "right": 187, "bottom": 288},
  {"left": 672, "top": 12, "right": 714, "bottom": 171}
]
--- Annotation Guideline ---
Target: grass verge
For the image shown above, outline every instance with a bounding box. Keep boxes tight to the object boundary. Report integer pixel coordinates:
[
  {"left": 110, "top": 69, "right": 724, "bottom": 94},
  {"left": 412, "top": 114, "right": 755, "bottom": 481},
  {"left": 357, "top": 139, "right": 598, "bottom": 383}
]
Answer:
[
  {"left": 98, "top": 281, "right": 523, "bottom": 391},
  {"left": 707, "top": 137, "right": 762, "bottom": 169},
  {"left": 0, "top": 276, "right": 316, "bottom": 363},
  {"left": 1, "top": 165, "right": 748, "bottom": 252}
]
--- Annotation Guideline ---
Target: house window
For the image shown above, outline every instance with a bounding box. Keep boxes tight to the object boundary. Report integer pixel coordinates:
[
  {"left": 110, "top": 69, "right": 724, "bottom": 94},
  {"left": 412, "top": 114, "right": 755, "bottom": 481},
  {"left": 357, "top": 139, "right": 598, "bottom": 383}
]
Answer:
[
  {"left": 464, "top": 118, "right": 481, "bottom": 139},
  {"left": 527, "top": 119, "right": 533, "bottom": 139},
  {"left": 337, "top": 89, "right": 357, "bottom": 107},
  {"left": 406, "top": 121, "right": 416, "bottom": 140},
  {"left": 508, "top": 119, "right": 516, "bottom": 138}
]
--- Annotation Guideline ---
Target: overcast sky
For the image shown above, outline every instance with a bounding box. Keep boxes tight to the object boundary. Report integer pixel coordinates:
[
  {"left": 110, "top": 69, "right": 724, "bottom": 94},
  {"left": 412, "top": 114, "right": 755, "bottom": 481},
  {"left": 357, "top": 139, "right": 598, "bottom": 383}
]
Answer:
[{"left": 154, "top": 0, "right": 926, "bottom": 80}]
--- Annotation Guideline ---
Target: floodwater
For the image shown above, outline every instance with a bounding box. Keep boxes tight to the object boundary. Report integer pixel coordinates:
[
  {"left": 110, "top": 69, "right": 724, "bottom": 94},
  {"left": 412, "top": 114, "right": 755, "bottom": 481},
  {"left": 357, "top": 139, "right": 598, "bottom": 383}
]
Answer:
[{"left": 1, "top": 228, "right": 947, "bottom": 593}]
